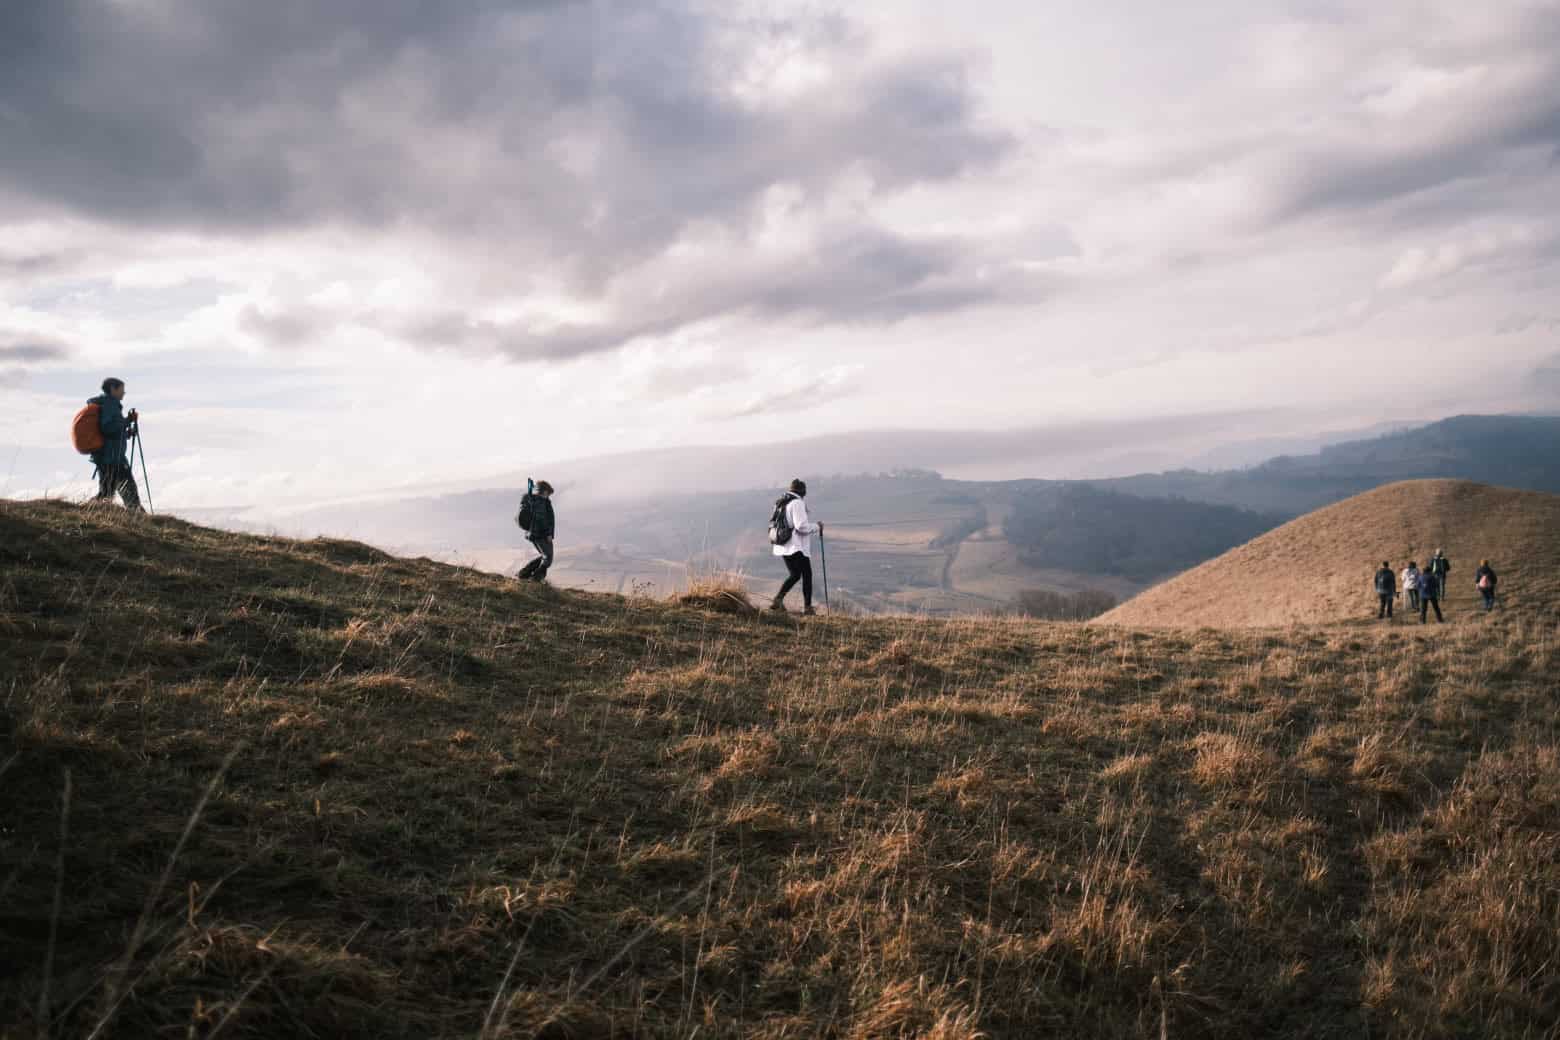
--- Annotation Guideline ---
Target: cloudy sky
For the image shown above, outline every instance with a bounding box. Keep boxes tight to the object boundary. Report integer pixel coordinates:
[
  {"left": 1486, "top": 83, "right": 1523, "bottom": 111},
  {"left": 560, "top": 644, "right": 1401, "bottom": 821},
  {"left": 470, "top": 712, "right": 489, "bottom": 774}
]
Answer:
[{"left": 2, "top": 0, "right": 1558, "bottom": 509}]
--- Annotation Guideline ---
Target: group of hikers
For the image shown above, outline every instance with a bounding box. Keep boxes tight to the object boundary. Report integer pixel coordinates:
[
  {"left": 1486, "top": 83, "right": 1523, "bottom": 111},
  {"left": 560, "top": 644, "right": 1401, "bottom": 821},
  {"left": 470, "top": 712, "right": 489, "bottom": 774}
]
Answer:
[
  {"left": 513, "top": 476, "right": 826, "bottom": 614},
  {"left": 1373, "top": 551, "right": 1500, "bottom": 623},
  {"left": 78, "top": 376, "right": 830, "bottom": 615}
]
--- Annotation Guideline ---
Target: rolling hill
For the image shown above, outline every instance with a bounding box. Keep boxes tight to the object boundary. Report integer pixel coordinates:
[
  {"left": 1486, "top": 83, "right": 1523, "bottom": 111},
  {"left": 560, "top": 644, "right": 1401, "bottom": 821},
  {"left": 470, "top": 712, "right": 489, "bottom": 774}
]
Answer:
[
  {"left": 1098, "top": 480, "right": 1560, "bottom": 628},
  {"left": 2, "top": 498, "right": 1558, "bottom": 1036}
]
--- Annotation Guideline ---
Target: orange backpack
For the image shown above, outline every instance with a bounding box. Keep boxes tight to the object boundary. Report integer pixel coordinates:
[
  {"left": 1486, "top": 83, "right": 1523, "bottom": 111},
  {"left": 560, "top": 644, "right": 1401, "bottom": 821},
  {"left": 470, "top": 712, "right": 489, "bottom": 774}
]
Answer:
[{"left": 71, "top": 403, "right": 104, "bottom": 454}]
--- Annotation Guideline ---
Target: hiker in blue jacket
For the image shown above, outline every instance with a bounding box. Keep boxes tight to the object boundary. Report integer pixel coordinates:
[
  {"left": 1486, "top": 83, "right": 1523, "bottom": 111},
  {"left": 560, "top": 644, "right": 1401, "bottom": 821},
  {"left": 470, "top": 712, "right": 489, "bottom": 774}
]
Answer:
[
  {"left": 89, "top": 377, "right": 143, "bottom": 511},
  {"left": 517, "top": 480, "right": 556, "bottom": 582}
]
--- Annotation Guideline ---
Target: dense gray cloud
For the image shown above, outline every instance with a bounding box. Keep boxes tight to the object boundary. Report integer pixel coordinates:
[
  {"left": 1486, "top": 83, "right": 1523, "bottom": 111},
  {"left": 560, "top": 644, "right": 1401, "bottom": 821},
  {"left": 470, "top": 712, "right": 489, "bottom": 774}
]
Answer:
[
  {"left": 0, "top": 0, "right": 1012, "bottom": 343},
  {"left": 0, "top": 337, "right": 69, "bottom": 363}
]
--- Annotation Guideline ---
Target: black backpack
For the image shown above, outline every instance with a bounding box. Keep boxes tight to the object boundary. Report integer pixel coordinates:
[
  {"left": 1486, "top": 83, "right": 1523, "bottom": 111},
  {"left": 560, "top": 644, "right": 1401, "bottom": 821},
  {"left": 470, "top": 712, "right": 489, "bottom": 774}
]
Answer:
[
  {"left": 516, "top": 493, "right": 534, "bottom": 533},
  {"left": 767, "top": 495, "right": 794, "bottom": 546}
]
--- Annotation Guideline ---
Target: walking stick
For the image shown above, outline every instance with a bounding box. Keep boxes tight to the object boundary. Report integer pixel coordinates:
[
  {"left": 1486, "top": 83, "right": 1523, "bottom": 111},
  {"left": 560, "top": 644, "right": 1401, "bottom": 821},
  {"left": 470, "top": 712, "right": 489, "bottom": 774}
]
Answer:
[
  {"left": 819, "top": 529, "right": 829, "bottom": 610},
  {"left": 133, "top": 421, "right": 154, "bottom": 514}
]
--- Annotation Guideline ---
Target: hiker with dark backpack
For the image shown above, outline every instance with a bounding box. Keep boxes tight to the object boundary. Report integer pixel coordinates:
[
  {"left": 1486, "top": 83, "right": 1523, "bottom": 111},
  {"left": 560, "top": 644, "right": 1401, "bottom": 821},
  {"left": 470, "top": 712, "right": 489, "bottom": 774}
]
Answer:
[
  {"left": 1425, "top": 549, "right": 1451, "bottom": 608},
  {"left": 515, "top": 479, "right": 556, "bottom": 582},
  {"left": 1418, "top": 560, "right": 1444, "bottom": 624},
  {"left": 1474, "top": 560, "right": 1498, "bottom": 611},
  {"left": 72, "top": 377, "right": 143, "bottom": 512},
  {"left": 769, "top": 478, "right": 822, "bottom": 616},
  {"left": 1374, "top": 561, "right": 1396, "bottom": 619}
]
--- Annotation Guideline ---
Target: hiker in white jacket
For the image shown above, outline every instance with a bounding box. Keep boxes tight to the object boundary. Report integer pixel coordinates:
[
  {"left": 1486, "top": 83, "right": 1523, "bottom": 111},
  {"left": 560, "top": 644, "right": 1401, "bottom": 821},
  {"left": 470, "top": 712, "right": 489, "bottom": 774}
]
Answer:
[
  {"left": 1401, "top": 562, "right": 1421, "bottom": 612},
  {"left": 770, "top": 478, "right": 822, "bottom": 615}
]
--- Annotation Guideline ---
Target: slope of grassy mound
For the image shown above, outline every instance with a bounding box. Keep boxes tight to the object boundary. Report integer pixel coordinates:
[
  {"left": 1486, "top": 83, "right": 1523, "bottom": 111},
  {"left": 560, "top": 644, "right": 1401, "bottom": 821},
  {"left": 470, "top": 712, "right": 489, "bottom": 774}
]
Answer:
[
  {"left": 1099, "top": 480, "right": 1560, "bottom": 629},
  {"left": 2, "top": 499, "right": 1558, "bottom": 1038}
]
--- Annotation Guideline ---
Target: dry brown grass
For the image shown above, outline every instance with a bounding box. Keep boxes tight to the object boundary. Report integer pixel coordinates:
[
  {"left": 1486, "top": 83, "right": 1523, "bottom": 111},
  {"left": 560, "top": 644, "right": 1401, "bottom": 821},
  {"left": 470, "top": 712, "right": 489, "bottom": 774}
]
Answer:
[
  {"left": 1101, "top": 479, "right": 1560, "bottom": 628},
  {"left": 677, "top": 573, "right": 760, "bottom": 616},
  {"left": 1, "top": 498, "right": 1558, "bottom": 1037}
]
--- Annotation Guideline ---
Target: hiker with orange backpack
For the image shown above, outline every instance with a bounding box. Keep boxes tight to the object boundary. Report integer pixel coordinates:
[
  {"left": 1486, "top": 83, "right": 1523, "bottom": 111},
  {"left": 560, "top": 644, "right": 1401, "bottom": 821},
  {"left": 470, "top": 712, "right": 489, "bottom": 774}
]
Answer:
[
  {"left": 72, "top": 377, "right": 143, "bottom": 511},
  {"left": 1474, "top": 560, "right": 1498, "bottom": 611}
]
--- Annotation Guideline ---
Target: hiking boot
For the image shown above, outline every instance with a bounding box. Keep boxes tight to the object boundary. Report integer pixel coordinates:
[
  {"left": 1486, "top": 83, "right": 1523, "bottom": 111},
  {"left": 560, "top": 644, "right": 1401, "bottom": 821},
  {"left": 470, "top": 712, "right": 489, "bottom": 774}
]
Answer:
[
  {"left": 769, "top": 596, "right": 786, "bottom": 612},
  {"left": 803, "top": 605, "right": 817, "bottom": 616}
]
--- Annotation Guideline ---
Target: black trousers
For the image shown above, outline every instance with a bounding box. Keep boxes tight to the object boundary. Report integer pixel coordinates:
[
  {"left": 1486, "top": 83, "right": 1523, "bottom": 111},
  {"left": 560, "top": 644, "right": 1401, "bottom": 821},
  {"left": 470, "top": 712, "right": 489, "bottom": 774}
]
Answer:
[
  {"left": 95, "top": 462, "right": 142, "bottom": 511},
  {"left": 519, "top": 536, "right": 554, "bottom": 581},
  {"left": 1420, "top": 595, "right": 1443, "bottom": 623},
  {"left": 778, "top": 552, "right": 813, "bottom": 607},
  {"left": 1378, "top": 593, "right": 1393, "bottom": 618},
  {"left": 1407, "top": 589, "right": 1420, "bottom": 610}
]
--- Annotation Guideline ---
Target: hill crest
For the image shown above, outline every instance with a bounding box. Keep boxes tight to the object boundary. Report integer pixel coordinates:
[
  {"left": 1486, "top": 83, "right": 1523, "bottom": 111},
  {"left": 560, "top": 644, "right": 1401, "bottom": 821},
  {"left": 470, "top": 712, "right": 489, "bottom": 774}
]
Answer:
[{"left": 1098, "top": 480, "right": 1560, "bottom": 628}]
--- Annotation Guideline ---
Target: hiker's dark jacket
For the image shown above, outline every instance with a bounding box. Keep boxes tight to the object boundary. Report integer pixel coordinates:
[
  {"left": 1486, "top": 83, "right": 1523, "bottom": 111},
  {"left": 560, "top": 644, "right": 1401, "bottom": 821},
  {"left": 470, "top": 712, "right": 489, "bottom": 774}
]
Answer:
[
  {"left": 526, "top": 495, "right": 556, "bottom": 539},
  {"left": 89, "top": 394, "right": 130, "bottom": 468},
  {"left": 1475, "top": 565, "right": 1497, "bottom": 588},
  {"left": 1374, "top": 568, "right": 1395, "bottom": 595}
]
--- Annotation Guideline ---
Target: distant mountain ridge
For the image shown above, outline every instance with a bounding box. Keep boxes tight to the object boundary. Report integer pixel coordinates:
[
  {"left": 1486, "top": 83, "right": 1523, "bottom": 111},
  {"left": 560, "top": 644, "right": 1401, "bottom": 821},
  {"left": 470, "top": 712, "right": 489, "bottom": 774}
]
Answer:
[{"left": 1101, "top": 415, "right": 1560, "bottom": 516}]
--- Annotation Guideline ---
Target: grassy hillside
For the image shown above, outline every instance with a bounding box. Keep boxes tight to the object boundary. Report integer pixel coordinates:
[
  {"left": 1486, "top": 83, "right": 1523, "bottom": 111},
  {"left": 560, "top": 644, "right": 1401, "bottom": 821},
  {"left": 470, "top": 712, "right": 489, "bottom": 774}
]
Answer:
[
  {"left": 1101, "top": 480, "right": 1560, "bottom": 629},
  {"left": 2, "top": 499, "right": 1558, "bottom": 1037}
]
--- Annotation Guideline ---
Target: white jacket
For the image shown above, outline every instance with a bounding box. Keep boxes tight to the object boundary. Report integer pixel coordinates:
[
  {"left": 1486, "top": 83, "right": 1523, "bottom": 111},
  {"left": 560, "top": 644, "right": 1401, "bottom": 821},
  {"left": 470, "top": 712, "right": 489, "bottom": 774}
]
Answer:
[
  {"left": 772, "top": 493, "right": 819, "bottom": 558},
  {"left": 1401, "top": 568, "right": 1419, "bottom": 592}
]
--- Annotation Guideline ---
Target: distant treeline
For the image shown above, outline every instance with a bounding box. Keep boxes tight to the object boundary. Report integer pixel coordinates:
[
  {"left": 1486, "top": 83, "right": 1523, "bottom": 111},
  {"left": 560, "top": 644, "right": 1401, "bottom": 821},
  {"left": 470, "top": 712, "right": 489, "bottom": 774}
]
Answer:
[
  {"left": 1004, "top": 484, "right": 1280, "bottom": 582},
  {"left": 1015, "top": 587, "right": 1118, "bottom": 620}
]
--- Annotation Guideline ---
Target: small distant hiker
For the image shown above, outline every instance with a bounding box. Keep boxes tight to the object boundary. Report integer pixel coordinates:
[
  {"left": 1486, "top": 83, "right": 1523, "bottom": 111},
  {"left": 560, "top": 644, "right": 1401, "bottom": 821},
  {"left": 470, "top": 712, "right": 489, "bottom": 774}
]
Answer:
[
  {"left": 769, "top": 478, "right": 822, "bottom": 616},
  {"left": 76, "top": 377, "right": 143, "bottom": 511},
  {"left": 1401, "top": 561, "right": 1421, "bottom": 612},
  {"left": 1425, "top": 549, "right": 1451, "bottom": 606},
  {"left": 1474, "top": 559, "right": 1498, "bottom": 611},
  {"left": 1418, "top": 561, "right": 1444, "bottom": 624},
  {"left": 1374, "top": 561, "right": 1396, "bottom": 619},
  {"left": 516, "top": 479, "right": 556, "bottom": 582}
]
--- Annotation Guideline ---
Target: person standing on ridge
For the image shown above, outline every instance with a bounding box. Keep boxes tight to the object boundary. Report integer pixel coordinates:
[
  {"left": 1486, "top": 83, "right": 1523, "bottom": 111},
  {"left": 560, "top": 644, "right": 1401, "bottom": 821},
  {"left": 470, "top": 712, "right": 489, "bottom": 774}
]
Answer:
[
  {"left": 1425, "top": 549, "right": 1451, "bottom": 608},
  {"left": 85, "top": 377, "right": 143, "bottom": 511},
  {"left": 1401, "top": 561, "right": 1421, "bottom": 613},
  {"left": 1374, "top": 561, "right": 1396, "bottom": 619},
  {"left": 516, "top": 480, "right": 556, "bottom": 582},
  {"left": 1474, "top": 559, "right": 1498, "bottom": 612},
  {"left": 1418, "top": 561, "right": 1445, "bottom": 624},
  {"left": 769, "top": 478, "right": 822, "bottom": 616}
]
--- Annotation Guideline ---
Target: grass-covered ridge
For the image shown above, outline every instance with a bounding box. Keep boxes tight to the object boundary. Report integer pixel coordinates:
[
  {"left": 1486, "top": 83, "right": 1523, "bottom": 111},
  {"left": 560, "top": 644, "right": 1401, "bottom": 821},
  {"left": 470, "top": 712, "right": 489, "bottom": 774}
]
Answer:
[{"left": 2, "top": 499, "right": 1557, "bottom": 1037}]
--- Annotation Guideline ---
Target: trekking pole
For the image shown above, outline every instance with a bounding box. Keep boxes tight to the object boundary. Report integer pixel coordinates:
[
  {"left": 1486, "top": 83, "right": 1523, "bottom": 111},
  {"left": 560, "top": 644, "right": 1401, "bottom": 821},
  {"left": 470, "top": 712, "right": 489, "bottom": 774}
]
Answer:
[
  {"left": 133, "top": 421, "right": 154, "bottom": 514},
  {"left": 819, "top": 530, "right": 829, "bottom": 611}
]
